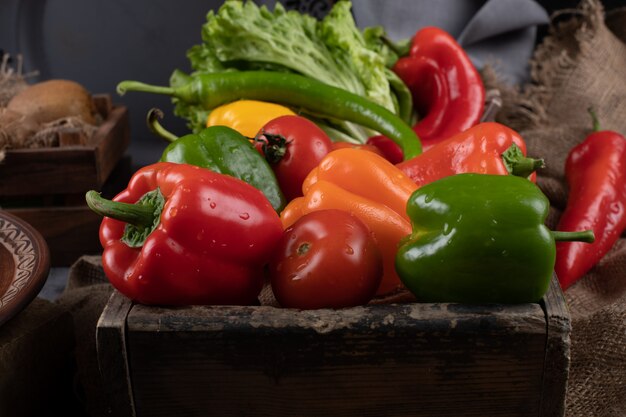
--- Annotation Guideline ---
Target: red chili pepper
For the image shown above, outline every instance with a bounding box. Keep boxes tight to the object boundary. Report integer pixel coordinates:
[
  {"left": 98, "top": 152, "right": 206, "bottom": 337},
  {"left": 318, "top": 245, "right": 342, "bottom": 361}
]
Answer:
[
  {"left": 555, "top": 112, "right": 626, "bottom": 290},
  {"left": 85, "top": 162, "right": 283, "bottom": 305},
  {"left": 392, "top": 27, "right": 485, "bottom": 152},
  {"left": 366, "top": 135, "right": 405, "bottom": 165},
  {"left": 396, "top": 122, "right": 543, "bottom": 187}
]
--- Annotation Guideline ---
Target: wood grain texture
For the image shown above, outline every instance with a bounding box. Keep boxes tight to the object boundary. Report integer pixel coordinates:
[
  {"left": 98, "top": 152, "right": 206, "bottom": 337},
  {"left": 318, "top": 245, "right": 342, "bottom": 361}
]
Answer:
[
  {"left": 5, "top": 156, "right": 132, "bottom": 266},
  {"left": 123, "top": 301, "right": 548, "bottom": 417},
  {"left": 93, "top": 106, "right": 130, "bottom": 185},
  {"left": 538, "top": 275, "right": 571, "bottom": 417},
  {"left": 96, "top": 291, "right": 136, "bottom": 417},
  {"left": 58, "top": 128, "right": 87, "bottom": 146}
]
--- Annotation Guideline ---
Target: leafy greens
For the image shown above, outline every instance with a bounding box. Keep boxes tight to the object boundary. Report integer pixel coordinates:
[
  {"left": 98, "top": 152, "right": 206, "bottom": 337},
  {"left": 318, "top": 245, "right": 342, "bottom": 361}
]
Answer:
[{"left": 172, "top": 0, "right": 408, "bottom": 141}]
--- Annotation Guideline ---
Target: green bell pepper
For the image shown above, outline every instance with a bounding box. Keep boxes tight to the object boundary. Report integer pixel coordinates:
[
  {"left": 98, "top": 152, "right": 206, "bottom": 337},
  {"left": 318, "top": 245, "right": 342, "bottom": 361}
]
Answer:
[
  {"left": 147, "top": 109, "right": 286, "bottom": 212},
  {"left": 395, "top": 173, "right": 594, "bottom": 304}
]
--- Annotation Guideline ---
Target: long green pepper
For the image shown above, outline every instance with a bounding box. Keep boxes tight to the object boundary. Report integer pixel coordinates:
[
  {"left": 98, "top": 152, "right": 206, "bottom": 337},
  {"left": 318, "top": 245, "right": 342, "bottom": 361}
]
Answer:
[{"left": 117, "top": 71, "right": 422, "bottom": 159}]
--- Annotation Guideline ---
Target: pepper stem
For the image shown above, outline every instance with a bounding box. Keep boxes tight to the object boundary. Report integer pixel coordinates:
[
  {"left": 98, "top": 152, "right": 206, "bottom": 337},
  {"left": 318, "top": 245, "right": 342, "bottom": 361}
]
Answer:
[
  {"left": 551, "top": 230, "right": 595, "bottom": 243},
  {"left": 117, "top": 80, "right": 175, "bottom": 97},
  {"left": 501, "top": 144, "right": 545, "bottom": 178},
  {"left": 147, "top": 108, "right": 179, "bottom": 143},
  {"left": 381, "top": 35, "right": 412, "bottom": 57},
  {"left": 588, "top": 107, "right": 601, "bottom": 132},
  {"left": 86, "top": 191, "right": 154, "bottom": 227},
  {"left": 86, "top": 189, "right": 165, "bottom": 248}
]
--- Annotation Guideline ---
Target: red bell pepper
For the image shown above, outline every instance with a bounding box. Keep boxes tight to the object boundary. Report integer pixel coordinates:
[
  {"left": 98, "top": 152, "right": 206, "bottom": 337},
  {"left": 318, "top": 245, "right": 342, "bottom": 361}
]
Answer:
[
  {"left": 555, "top": 112, "right": 626, "bottom": 290},
  {"left": 396, "top": 122, "right": 543, "bottom": 187},
  {"left": 86, "top": 162, "right": 283, "bottom": 306},
  {"left": 393, "top": 26, "right": 485, "bottom": 152}
]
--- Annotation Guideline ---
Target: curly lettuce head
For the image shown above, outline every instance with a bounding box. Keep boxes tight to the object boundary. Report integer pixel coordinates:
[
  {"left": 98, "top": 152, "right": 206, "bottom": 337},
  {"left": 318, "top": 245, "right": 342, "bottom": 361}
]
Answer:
[{"left": 173, "top": 0, "right": 406, "bottom": 134}]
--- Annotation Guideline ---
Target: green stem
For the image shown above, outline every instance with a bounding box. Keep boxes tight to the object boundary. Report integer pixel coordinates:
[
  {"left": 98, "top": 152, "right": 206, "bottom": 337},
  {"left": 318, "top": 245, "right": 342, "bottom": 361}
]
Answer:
[
  {"left": 117, "top": 81, "right": 174, "bottom": 96},
  {"left": 86, "top": 189, "right": 166, "bottom": 248},
  {"left": 85, "top": 190, "right": 156, "bottom": 228},
  {"left": 147, "top": 108, "right": 179, "bottom": 143},
  {"left": 551, "top": 230, "right": 595, "bottom": 243},
  {"left": 511, "top": 157, "right": 545, "bottom": 178},
  {"left": 381, "top": 35, "right": 411, "bottom": 57},
  {"left": 502, "top": 144, "right": 545, "bottom": 178},
  {"left": 588, "top": 107, "right": 601, "bottom": 132}
]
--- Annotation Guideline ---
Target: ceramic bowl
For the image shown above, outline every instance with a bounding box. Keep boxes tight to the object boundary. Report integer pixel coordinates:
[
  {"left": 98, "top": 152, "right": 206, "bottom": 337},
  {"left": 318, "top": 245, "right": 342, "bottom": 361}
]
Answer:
[{"left": 0, "top": 210, "right": 50, "bottom": 326}]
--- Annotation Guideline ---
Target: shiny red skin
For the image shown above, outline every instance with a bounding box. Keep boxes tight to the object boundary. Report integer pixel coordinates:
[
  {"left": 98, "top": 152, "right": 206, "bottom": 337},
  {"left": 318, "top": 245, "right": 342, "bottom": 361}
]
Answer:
[
  {"left": 99, "top": 162, "right": 283, "bottom": 306},
  {"left": 255, "top": 115, "right": 333, "bottom": 201},
  {"left": 269, "top": 209, "right": 383, "bottom": 309},
  {"left": 396, "top": 122, "right": 535, "bottom": 187},
  {"left": 393, "top": 26, "right": 485, "bottom": 152},
  {"left": 555, "top": 130, "right": 626, "bottom": 289},
  {"left": 366, "top": 135, "right": 404, "bottom": 164}
]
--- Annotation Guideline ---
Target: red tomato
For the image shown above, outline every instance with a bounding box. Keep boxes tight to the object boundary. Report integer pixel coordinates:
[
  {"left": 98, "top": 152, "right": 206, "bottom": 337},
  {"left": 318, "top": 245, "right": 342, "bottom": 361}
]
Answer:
[
  {"left": 255, "top": 115, "right": 333, "bottom": 201},
  {"left": 269, "top": 209, "right": 383, "bottom": 309}
]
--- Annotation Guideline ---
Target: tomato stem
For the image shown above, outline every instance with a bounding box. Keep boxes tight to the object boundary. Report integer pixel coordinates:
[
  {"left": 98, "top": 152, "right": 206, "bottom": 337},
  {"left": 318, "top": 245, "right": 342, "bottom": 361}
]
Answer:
[{"left": 256, "top": 131, "right": 291, "bottom": 164}]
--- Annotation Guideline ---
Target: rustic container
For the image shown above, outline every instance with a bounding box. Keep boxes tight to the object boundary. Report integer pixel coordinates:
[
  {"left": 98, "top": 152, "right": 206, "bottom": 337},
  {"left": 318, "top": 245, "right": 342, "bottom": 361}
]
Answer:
[
  {"left": 1, "top": 95, "right": 131, "bottom": 265},
  {"left": 96, "top": 276, "right": 570, "bottom": 417}
]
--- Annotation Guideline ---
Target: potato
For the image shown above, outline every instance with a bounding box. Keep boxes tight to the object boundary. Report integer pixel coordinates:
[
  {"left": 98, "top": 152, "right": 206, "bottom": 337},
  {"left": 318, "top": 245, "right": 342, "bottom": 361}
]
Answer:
[{"left": 6, "top": 79, "right": 97, "bottom": 126}]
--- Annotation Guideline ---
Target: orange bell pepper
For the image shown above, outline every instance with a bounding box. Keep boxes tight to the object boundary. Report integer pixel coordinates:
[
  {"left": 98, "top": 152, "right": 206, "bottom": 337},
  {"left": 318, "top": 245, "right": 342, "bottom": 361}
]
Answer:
[{"left": 281, "top": 148, "right": 418, "bottom": 295}]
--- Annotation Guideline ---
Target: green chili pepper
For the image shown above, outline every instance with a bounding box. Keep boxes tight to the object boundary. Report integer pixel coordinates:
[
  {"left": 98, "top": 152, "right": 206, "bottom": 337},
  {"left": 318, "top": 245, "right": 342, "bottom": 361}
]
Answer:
[
  {"left": 118, "top": 71, "right": 422, "bottom": 160},
  {"left": 395, "top": 174, "right": 595, "bottom": 304},
  {"left": 148, "top": 109, "right": 286, "bottom": 212}
]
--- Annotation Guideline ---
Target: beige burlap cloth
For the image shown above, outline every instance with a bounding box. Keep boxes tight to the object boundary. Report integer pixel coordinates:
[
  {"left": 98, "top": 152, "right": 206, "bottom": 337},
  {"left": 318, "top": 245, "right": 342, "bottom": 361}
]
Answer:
[{"left": 484, "top": 1, "right": 626, "bottom": 416}]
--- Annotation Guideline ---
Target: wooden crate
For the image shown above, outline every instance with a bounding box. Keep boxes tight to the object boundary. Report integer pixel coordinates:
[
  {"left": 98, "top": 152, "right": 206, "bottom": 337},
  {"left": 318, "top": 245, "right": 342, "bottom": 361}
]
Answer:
[
  {"left": 96, "top": 276, "right": 570, "bottom": 417},
  {"left": 3, "top": 156, "right": 132, "bottom": 266},
  {"left": 0, "top": 94, "right": 130, "bottom": 197},
  {"left": 0, "top": 95, "right": 131, "bottom": 265}
]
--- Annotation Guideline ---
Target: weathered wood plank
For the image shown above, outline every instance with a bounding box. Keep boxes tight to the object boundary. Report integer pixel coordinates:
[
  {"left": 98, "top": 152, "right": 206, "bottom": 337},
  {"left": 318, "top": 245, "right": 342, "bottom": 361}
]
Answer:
[
  {"left": 5, "top": 156, "right": 132, "bottom": 266},
  {"left": 96, "top": 291, "right": 135, "bottom": 417},
  {"left": 94, "top": 106, "right": 130, "bottom": 186},
  {"left": 539, "top": 275, "right": 571, "bottom": 417},
  {"left": 126, "top": 302, "right": 547, "bottom": 417},
  {"left": 6, "top": 205, "right": 102, "bottom": 266}
]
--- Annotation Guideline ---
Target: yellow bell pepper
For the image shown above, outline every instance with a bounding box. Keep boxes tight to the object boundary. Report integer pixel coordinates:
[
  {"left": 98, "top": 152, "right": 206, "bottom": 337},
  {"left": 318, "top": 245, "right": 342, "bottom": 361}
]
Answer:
[
  {"left": 206, "top": 100, "right": 295, "bottom": 137},
  {"left": 281, "top": 148, "right": 418, "bottom": 296}
]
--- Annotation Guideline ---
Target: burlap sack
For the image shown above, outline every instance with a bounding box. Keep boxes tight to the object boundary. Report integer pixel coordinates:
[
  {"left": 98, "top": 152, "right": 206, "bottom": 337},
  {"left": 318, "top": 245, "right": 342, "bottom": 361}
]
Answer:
[
  {"left": 56, "top": 257, "right": 113, "bottom": 417},
  {"left": 484, "top": 1, "right": 626, "bottom": 416}
]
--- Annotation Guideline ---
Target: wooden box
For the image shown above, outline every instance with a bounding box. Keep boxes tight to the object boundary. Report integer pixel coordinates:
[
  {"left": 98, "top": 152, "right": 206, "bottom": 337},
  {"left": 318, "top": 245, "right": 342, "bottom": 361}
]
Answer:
[
  {"left": 96, "top": 276, "right": 570, "bottom": 417},
  {"left": 1, "top": 95, "right": 131, "bottom": 266},
  {"left": 0, "top": 95, "right": 129, "bottom": 197}
]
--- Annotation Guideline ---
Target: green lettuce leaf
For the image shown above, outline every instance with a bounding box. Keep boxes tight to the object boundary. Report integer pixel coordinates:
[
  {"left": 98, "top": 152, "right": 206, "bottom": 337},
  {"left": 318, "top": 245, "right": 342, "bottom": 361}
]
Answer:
[{"left": 176, "top": 0, "right": 404, "bottom": 137}]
